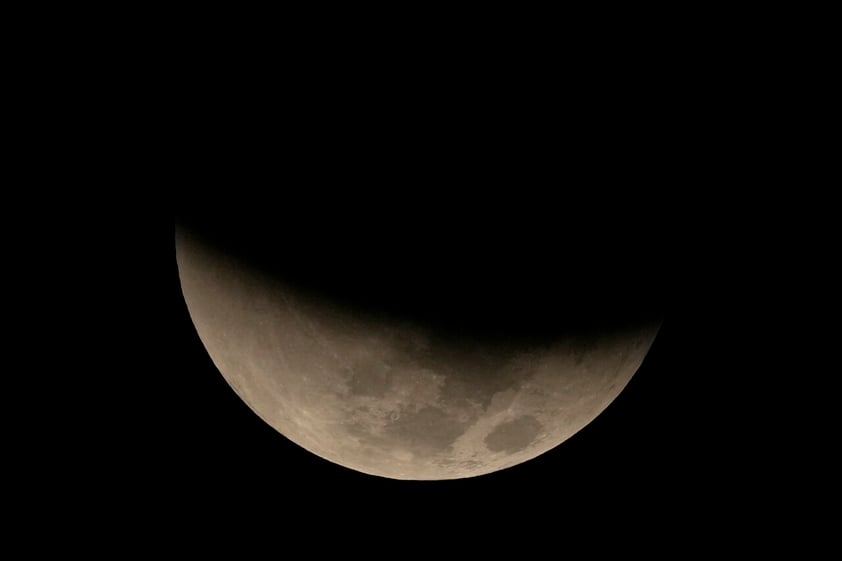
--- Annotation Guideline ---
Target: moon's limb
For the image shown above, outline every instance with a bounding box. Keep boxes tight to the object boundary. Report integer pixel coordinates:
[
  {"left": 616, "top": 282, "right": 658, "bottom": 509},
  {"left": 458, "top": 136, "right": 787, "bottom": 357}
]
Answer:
[{"left": 176, "top": 227, "right": 660, "bottom": 480}]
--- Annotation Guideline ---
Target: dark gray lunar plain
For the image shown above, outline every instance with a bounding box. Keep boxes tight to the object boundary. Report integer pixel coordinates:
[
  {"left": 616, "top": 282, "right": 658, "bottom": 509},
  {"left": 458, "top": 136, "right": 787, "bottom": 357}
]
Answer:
[{"left": 176, "top": 228, "right": 660, "bottom": 480}]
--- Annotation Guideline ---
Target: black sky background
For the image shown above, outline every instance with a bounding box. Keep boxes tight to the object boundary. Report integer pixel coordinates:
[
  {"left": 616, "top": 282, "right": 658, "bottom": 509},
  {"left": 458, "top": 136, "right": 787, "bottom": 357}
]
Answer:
[{"left": 20, "top": 23, "right": 819, "bottom": 552}]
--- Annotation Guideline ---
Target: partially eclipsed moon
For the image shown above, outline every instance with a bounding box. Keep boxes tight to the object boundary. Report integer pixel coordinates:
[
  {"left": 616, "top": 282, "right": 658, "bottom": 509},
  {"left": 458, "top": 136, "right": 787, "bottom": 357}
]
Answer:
[{"left": 176, "top": 227, "right": 660, "bottom": 480}]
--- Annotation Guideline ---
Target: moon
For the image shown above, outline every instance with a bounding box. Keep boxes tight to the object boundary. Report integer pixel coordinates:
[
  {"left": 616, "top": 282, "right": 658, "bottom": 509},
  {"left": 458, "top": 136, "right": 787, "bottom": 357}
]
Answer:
[{"left": 176, "top": 224, "right": 661, "bottom": 480}]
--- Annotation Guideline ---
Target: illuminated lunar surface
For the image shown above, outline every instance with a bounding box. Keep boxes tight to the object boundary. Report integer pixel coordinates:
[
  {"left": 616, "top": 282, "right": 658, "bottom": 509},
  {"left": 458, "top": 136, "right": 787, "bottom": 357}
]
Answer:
[{"left": 176, "top": 228, "right": 660, "bottom": 480}]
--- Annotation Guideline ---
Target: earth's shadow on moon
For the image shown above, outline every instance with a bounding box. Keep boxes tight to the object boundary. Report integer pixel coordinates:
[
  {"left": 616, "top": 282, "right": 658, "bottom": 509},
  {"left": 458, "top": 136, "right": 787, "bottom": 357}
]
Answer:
[{"left": 176, "top": 209, "right": 667, "bottom": 347}]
